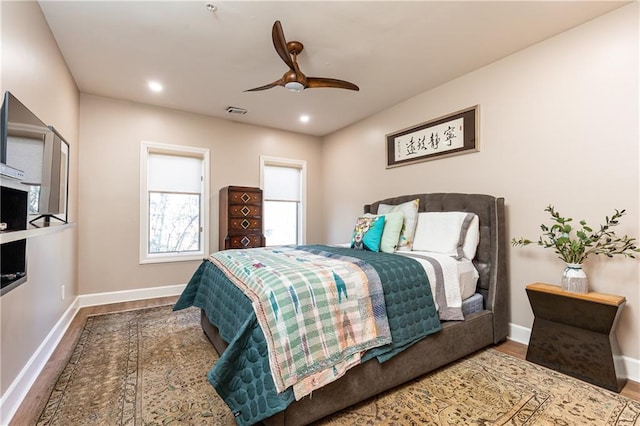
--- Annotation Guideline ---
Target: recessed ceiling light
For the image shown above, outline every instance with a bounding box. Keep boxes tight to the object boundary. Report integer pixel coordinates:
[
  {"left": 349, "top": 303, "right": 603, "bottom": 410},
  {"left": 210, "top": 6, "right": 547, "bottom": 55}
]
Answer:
[
  {"left": 300, "top": 115, "right": 310, "bottom": 123},
  {"left": 206, "top": 3, "right": 217, "bottom": 12},
  {"left": 148, "top": 81, "right": 163, "bottom": 93}
]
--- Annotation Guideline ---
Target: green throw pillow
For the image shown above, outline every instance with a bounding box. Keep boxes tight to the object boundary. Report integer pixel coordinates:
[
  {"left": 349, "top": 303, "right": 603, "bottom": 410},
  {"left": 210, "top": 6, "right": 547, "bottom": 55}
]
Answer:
[{"left": 377, "top": 199, "right": 420, "bottom": 251}]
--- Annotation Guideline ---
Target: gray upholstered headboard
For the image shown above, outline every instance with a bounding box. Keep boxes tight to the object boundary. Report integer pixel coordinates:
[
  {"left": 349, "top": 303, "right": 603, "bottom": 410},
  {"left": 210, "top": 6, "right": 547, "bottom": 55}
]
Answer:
[{"left": 364, "top": 193, "right": 508, "bottom": 343}]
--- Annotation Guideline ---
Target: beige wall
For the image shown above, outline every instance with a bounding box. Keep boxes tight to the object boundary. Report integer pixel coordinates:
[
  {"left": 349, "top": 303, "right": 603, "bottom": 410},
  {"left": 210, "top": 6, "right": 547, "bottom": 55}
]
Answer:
[
  {"left": 322, "top": 4, "right": 639, "bottom": 359},
  {"left": 0, "top": 1, "right": 79, "bottom": 395},
  {"left": 78, "top": 95, "right": 323, "bottom": 295}
]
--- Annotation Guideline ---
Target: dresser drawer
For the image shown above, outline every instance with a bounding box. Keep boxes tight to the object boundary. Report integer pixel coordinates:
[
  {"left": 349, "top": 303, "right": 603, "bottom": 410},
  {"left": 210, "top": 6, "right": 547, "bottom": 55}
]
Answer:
[
  {"left": 229, "top": 190, "right": 261, "bottom": 205},
  {"left": 220, "top": 185, "right": 265, "bottom": 250},
  {"left": 229, "top": 204, "right": 261, "bottom": 218},
  {"left": 229, "top": 218, "right": 262, "bottom": 232},
  {"left": 226, "top": 235, "right": 264, "bottom": 249}
]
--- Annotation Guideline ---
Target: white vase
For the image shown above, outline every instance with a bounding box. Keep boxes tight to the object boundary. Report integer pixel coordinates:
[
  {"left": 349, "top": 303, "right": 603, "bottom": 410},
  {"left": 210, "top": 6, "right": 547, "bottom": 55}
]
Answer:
[{"left": 561, "top": 263, "right": 589, "bottom": 294}]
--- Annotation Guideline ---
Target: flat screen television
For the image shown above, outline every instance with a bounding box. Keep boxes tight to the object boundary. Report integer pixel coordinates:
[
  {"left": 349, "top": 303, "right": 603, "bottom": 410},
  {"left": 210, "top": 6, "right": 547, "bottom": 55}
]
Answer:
[{"left": 0, "top": 91, "right": 68, "bottom": 224}]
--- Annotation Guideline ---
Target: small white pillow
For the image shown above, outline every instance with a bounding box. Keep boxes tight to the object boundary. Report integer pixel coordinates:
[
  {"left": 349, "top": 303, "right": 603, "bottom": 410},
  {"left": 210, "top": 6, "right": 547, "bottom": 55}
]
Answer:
[{"left": 412, "top": 212, "right": 479, "bottom": 260}]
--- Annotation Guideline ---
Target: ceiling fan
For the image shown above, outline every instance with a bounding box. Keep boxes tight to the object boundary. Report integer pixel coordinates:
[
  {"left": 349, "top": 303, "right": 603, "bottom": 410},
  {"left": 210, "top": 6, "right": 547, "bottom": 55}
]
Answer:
[{"left": 245, "top": 20, "right": 359, "bottom": 93}]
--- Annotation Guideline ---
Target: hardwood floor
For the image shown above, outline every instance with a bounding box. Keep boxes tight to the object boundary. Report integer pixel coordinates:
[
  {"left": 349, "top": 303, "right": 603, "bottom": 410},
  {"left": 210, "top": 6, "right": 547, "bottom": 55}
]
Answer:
[{"left": 10, "top": 299, "right": 640, "bottom": 424}]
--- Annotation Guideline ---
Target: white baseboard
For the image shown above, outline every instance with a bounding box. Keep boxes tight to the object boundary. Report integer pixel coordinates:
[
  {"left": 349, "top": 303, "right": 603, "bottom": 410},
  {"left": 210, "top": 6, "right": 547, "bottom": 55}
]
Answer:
[
  {"left": 0, "top": 298, "right": 79, "bottom": 426},
  {"left": 623, "top": 356, "right": 640, "bottom": 383},
  {"left": 77, "top": 283, "right": 186, "bottom": 307},
  {"left": 507, "top": 322, "right": 640, "bottom": 383},
  {"left": 507, "top": 322, "right": 531, "bottom": 346},
  {"left": 0, "top": 283, "right": 186, "bottom": 425}
]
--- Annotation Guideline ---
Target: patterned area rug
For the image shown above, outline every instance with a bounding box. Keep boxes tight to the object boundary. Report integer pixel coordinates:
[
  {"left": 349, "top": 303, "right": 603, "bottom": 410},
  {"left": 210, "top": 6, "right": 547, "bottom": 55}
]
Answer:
[
  {"left": 37, "top": 305, "right": 640, "bottom": 425},
  {"left": 37, "top": 305, "right": 234, "bottom": 425}
]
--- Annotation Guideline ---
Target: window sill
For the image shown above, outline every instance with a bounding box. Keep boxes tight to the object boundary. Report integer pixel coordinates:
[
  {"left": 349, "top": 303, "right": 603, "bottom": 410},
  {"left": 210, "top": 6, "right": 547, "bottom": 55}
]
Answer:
[{"left": 139, "top": 253, "right": 205, "bottom": 265}]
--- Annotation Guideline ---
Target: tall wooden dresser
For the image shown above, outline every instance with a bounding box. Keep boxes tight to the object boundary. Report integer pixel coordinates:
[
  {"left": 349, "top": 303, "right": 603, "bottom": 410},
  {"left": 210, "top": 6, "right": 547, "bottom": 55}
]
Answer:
[{"left": 219, "top": 186, "right": 266, "bottom": 250}]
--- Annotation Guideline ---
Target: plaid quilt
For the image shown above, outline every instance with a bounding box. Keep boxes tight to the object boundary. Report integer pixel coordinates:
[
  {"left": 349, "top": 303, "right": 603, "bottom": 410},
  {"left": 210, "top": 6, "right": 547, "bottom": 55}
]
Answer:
[{"left": 208, "top": 246, "right": 391, "bottom": 399}]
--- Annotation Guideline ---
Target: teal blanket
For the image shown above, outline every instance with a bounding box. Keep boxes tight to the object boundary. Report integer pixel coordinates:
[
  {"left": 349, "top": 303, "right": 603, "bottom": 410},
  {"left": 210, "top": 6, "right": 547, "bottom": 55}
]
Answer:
[
  {"left": 207, "top": 246, "right": 391, "bottom": 399},
  {"left": 174, "top": 245, "right": 441, "bottom": 426}
]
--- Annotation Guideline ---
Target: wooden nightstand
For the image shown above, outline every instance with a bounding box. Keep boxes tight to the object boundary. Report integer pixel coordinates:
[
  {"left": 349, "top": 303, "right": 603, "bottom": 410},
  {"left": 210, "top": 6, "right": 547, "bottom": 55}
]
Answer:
[{"left": 525, "top": 282, "right": 627, "bottom": 392}]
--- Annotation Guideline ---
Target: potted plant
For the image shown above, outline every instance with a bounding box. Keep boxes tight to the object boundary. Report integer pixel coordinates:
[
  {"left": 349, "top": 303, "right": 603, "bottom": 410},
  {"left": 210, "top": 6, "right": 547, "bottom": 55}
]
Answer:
[{"left": 511, "top": 205, "right": 639, "bottom": 293}]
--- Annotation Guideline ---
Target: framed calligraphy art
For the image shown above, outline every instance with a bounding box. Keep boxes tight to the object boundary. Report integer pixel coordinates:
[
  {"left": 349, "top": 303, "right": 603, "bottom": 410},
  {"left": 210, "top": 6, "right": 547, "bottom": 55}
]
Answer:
[{"left": 386, "top": 105, "right": 478, "bottom": 168}]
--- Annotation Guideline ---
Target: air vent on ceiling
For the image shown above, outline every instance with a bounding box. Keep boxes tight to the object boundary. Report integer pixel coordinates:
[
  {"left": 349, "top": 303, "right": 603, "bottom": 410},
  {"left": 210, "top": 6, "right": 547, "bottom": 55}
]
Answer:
[{"left": 226, "top": 106, "right": 248, "bottom": 115}]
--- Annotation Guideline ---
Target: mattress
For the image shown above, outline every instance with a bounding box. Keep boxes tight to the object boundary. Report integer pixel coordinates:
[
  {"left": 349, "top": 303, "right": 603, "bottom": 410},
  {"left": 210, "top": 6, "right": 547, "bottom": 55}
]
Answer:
[{"left": 461, "top": 292, "right": 484, "bottom": 316}]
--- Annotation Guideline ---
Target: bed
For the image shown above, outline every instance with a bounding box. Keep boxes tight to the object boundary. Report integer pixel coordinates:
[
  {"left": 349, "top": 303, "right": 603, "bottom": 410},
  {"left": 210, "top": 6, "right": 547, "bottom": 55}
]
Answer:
[{"left": 174, "top": 192, "right": 508, "bottom": 425}]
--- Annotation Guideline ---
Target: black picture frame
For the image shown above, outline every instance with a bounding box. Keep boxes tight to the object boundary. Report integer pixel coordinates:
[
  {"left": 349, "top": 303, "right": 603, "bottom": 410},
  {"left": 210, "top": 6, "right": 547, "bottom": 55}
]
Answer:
[{"left": 386, "top": 105, "right": 478, "bottom": 168}]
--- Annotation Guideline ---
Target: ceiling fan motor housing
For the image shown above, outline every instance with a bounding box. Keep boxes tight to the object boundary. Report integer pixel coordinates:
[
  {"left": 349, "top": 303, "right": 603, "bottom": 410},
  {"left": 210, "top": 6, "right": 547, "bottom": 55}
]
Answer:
[{"left": 283, "top": 69, "right": 307, "bottom": 87}]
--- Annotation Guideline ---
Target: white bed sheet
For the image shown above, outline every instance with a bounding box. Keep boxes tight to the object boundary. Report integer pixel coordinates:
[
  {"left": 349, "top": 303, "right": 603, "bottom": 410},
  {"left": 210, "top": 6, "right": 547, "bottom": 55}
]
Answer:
[{"left": 397, "top": 251, "right": 479, "bottom": 320}]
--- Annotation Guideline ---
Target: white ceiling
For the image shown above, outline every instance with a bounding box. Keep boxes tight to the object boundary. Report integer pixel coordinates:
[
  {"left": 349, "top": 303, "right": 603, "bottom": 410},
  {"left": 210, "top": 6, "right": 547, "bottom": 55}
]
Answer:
[{"left": 38, "top": 1, "right": 627, "bottom": 137}]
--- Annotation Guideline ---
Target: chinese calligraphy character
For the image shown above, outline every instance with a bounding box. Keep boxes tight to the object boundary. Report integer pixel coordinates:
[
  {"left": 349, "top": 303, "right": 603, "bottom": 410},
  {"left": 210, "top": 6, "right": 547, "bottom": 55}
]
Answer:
[
  {"left": 405, "top": 136, "right": 417, "bottom": 155},
  {"left": 429, "top": 132, "right": 440, "bottom": 149},
  {"left": 443, "top": 126, "right": 456, "bottom": 146}
]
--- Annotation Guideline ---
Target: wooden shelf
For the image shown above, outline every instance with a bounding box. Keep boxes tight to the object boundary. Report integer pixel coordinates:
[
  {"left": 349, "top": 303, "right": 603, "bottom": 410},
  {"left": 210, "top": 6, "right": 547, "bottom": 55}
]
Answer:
[{"left": 0, "top": 222, "right": 76, "bottom": 244}]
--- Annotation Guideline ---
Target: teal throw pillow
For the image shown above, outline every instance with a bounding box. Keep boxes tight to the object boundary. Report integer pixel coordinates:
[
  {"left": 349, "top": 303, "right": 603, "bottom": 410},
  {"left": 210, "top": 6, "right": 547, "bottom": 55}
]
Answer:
[{"left": 367, "top": 211, "right": 404, "bottom": 253}]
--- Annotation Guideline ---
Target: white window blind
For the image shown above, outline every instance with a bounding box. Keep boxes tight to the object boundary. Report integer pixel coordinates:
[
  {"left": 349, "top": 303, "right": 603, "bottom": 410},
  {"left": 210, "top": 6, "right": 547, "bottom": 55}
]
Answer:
[
  {"left": 263, "top": 165, "right": 301, "bottom": 201},
  {"left": 148, "top": 153, "right": 202, "bottom": 193},
  {"left": 261, "top": 158, "right": 306, "bottom": 246}
]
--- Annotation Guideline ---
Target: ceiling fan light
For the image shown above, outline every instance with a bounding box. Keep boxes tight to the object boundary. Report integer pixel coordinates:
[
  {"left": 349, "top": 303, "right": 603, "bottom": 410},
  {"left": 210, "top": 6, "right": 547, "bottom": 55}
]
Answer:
[{"left": 285, "top": 81, "right": 304, "bottom": 92}]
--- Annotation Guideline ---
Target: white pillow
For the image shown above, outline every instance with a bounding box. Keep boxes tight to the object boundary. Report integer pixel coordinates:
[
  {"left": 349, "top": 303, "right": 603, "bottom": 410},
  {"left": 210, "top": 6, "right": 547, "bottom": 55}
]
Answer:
[
  {"left": 377, "top": 199, "right": 420, "bottom": 251},
  {"left": 462, "top": 214, "right": 480, "bottom": 260},
  {"left": 412, "top": 212, "right": 479, "bottom": 260}
]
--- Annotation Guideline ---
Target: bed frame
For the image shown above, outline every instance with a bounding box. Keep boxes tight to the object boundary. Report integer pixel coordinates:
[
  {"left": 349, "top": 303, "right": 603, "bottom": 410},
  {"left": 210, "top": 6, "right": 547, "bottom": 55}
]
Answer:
[{"left": 200, "top": 193, "right": 508, "bottom": 425}]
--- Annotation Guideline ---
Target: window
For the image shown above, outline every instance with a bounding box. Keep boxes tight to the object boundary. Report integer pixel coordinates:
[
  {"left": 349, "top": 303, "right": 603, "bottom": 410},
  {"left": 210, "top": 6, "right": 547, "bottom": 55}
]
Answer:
[
  {"left": 260, "top": 156, "right": 306, "bottom": 246},
  {"left": 140, "top": 141, "right": 209, "bottom": 263}
]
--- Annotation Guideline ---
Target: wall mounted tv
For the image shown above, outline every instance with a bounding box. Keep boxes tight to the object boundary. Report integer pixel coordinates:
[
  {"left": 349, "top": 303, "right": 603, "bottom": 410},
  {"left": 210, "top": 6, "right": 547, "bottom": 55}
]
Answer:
[{"left": 0, "top": 91, "right": 68, "bottom": 224}]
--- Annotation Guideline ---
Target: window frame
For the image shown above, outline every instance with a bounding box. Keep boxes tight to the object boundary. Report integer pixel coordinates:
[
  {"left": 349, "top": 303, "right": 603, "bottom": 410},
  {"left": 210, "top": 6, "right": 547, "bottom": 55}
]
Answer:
[
  {"left": 140, "top": 141, "right": 210, "bottom": 264},
  {"left": 260, "top": 156, "right": 306, "bottom": 246}
]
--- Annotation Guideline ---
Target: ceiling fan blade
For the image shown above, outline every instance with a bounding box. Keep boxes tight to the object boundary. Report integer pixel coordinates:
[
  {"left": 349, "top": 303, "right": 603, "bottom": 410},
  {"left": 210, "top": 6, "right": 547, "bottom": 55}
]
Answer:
[
  {"left": 272, "top": 21, "right": 295, "bottom": 70},
  {"left": 306, "top": 77, "right": 360, "bottom": 91},
  {"left": 244, "top": 79, "right": 283, "bottom": 92}
]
